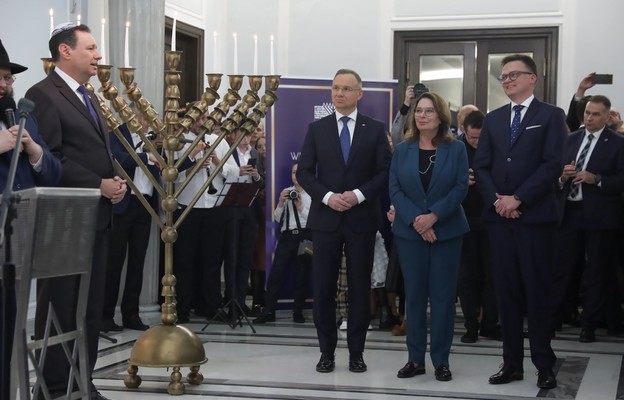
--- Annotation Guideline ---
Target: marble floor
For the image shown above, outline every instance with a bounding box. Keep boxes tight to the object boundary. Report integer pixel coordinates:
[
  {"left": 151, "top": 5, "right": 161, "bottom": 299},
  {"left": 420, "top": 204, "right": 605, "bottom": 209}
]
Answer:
[{"left": 23, "top": 306, "right": 621, "bottom": 400}]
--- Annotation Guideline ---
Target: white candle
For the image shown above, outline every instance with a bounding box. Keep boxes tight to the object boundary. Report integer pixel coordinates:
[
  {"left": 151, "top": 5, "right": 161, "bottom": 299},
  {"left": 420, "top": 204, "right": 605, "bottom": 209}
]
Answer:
[
  {"left": 49, "top": 9, "right": 54, "bottom": 38},
  {"left": 213, "top": 32, "right": 217, "bottom": 71},
  {"left": 270, "top": 35, "right": 275, "bottom": 75},
  {"left": 233, "top": 33, "right": 238, "bottom": 75},
  {"left": 100, "top": 19, "right": 106, "bottom": 65},
  {"left": 124, "top": 21, "right": 130, "bottom": 67},
  {"left": 253, "top": 35, "right": 258, "bottom": 75},
  {"left": 77, "top": 14, "right": 81, "bottom": 26},
  {"left": 171, "top": 11, "right": 177, "bottom": 51}
]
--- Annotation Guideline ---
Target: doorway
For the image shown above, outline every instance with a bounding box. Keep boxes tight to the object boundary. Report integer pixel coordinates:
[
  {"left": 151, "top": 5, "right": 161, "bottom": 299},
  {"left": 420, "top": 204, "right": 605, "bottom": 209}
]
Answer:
[{"left": 393, "top": 27, "right": 558, "bottom": 115}]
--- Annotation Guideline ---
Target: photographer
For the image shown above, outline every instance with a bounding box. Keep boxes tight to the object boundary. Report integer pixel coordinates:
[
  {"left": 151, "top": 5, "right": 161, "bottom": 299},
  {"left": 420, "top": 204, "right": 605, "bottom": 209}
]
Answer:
[{"left": 254, "top": 163, "right": 312, "bottom": 323}]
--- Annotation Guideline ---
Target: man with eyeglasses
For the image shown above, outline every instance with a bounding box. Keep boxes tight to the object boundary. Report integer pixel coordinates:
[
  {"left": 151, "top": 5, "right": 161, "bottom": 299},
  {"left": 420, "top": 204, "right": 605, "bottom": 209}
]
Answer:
[
  {"left": 0, "top": 39, "right": 61, "bottom": 400},
  {"left": 473, "top": 54, "right": 567, "bottom": 390},
  {"left": 25, "top": 23, "right": 125, "bottom": 400},
  {"left": 297, "top": 69, "right": 390, "bottom": 374},
  {"left": 456, "top": 110, "right": 501, "bottom": 344},
  {"left": 608, "top": 107, "right": 624, "bottom": 134}
]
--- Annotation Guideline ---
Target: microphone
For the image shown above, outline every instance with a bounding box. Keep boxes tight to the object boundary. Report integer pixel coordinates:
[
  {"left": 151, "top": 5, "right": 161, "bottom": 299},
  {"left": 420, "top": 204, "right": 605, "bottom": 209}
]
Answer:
[
  {"left": 133, "top": 131, "right": 157, "bottom": 150},
  {"left": 0, "top": 96, "right": 16, "bottom": 127},
  {"left": 178, "top": 136, "right": 194, "bottom": 144}
]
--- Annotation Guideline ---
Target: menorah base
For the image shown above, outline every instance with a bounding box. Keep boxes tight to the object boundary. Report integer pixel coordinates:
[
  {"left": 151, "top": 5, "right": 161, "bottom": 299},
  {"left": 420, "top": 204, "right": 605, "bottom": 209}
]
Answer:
[
  {"left": 123, "top": 324, "right": 207, "bottom": 394},
  {"left": 123, "top": 364, "right": 204, "bottom": 395}
]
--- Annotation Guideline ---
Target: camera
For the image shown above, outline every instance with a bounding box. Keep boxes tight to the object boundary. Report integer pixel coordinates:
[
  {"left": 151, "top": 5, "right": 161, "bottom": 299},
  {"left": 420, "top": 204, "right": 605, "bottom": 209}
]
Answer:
[{"left": 288, "top": 189, "right": 299, "bottom": 200}]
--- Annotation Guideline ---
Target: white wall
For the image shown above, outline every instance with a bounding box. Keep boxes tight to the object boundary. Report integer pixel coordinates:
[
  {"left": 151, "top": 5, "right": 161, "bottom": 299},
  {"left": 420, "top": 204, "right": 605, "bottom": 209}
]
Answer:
[{"left": 2, "top": 0, "right": 623, "bottom": 109}]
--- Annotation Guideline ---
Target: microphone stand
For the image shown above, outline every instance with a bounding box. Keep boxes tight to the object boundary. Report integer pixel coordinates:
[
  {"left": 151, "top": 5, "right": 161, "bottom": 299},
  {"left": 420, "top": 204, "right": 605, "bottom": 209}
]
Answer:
[{"left": 1, "top": 99, "right": 34, "bottom": 400}]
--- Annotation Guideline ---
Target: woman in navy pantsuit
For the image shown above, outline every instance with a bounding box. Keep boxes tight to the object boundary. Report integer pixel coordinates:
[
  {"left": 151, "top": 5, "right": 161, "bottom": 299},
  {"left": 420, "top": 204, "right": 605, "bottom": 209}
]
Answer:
[{"left": 389, "top": 92, "right": 469, "bottom": 382}]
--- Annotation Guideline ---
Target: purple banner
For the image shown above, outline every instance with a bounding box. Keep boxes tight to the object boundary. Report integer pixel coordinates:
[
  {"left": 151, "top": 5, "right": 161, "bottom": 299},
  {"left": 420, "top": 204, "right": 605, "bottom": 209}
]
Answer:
[{"left": 263, "top": 77, "right": 397, "bottom": 307}]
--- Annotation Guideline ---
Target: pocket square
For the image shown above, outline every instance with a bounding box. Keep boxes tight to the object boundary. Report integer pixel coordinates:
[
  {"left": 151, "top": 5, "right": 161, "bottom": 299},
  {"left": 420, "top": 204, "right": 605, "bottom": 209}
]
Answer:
[{"left": 525, "top": 125, "right": 542, "bottom": 130}]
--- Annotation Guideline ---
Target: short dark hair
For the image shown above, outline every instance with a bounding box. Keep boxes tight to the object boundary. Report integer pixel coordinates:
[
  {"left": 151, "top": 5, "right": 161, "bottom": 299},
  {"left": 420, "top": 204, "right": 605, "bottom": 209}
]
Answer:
[
  {"left": 462, "top": 110, "right": 485, "bottom": 130},
  {"left": 334, "top": 69, "right": 362, "bottom": 87},
  {"left": 587, "top": 94, "right": 611, "bottom": 110},
  {"left": 501, "top": 54, "right": 537, "bottom": 76},
  {"left": 49, "top": 24, "right": 91, "bottom": 62}
]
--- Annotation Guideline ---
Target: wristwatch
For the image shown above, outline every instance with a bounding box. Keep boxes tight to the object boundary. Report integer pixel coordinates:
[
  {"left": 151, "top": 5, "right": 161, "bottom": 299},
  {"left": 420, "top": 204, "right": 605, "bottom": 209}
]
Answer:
[
  {"left": 513, "top": 194, "right": 521, "bottom": 202},
  {"left": 594, "top": 174, "right": 602, "bottom": 185}
]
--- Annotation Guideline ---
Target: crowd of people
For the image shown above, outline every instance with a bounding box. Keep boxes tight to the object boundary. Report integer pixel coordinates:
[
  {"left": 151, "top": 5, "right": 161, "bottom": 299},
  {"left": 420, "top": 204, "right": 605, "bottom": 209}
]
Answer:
[{"left": 1, "top": 20, "right": 623, "bottom": 398}]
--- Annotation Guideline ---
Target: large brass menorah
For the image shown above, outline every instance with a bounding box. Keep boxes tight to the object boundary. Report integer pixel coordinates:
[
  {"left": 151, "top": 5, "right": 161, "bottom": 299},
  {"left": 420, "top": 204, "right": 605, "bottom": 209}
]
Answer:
[{"left": 41, "top": 51, "right": 280, "bottom": 394}]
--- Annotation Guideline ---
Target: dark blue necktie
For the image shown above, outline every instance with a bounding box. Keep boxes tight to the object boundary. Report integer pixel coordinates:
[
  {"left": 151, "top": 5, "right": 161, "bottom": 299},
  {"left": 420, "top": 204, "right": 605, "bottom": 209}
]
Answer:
[
  {"left": 339, "top": 116, "right": 351, "bottom": 163},
  {"left": 77, "top": 85, "right": 100, "bottom": 128},
  {"left": 510, "top": 104, "right": 524, "bottom": 144},
  {"left": 569, "top": 133, "right": 594, "bottom": 199}
]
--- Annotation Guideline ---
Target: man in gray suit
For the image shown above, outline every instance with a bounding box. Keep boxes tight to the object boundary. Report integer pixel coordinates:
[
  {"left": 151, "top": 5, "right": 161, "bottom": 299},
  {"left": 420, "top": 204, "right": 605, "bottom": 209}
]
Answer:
[{"left": 26, "top": 23, "right": 126, "bottom": 400}]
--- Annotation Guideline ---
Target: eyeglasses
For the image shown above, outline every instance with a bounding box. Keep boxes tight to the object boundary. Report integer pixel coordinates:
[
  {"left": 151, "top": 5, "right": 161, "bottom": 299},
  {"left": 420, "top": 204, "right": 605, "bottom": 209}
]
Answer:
[
  {"left": 0, "top": 75, "right": 16, "bottom": 83},
  {"left": 609, "top": 111, "right": 621, "bottom": 117},
  {"left": 332, "top": 86, "right": 359, "bottom": 94},
  {"left": 497, "top": 71, "right": 534, "bottom": 82},
  {"left": 415, "top": 108, "right": 436, "bottom": 117},
  {"left": 465, "top": 133, "right": 480, "bottom": 142}
]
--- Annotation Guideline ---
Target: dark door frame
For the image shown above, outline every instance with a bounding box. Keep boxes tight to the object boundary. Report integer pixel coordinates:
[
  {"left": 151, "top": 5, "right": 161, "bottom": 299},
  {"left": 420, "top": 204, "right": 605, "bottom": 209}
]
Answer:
[
  {"left": 393, "top": 27, "right": 559, "bottom": 105},
  {"left": 165, "top": 16, "right": 204, "bottom": 109}
]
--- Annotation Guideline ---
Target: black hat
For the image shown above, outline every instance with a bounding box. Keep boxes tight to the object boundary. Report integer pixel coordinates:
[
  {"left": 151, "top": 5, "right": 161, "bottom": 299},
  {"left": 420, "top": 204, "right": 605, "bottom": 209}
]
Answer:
[{"left": 0, "top": 40, "right": 28, "bottom": 74}]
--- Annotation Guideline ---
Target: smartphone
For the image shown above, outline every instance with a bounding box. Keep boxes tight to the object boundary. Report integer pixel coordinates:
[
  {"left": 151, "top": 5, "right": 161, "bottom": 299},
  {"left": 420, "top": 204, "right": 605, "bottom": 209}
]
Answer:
[
  {"left": 247, "top": 158, "right": 257, "bottom": 167},
  {"left": 592, "top": 74, "right": 613, "bottom": 85}
]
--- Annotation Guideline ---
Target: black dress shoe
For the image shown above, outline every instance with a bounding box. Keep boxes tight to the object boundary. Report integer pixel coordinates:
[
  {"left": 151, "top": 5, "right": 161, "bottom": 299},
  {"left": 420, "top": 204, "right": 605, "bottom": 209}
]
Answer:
[
  {"left": 349, "top": 353, "right": 367, "bottom": 372},
  {"left": 489, "top": 365, "right": 524, "bottom": 384},
  {"left": 292, "top": 312, "right": 305, "bottom": 323},
  {"left": 241, "top": 304, "right": 260, "bottom": 317},
  {"left": 397, "top": 362, "right": 425, "bottom": 378},
  {"left": 253, "top": 312, "right": 276, "bottom": 324},
  {"left": 123, "top": 315, "right": 149, "bottom": 331},
  {"left": 100, "top": 319, "right": 123, "bottom": 332},
  {"left": 480, "top": 326, "right": 503, "bottom": 341},
  {"left": 537, "top": 368, "right": 557, "bottom": 389},
  {"left": 461, "top": 329, "right": 478, "bottom": 343},
  {"left": 316, "top": 353, "right": 335, "bottom": 373},
  {"left": 435, "top": 365, "right": 452, "bottom": 381},
  {"left": 579, "top": 329, "right": 596, "bottom": 343}
]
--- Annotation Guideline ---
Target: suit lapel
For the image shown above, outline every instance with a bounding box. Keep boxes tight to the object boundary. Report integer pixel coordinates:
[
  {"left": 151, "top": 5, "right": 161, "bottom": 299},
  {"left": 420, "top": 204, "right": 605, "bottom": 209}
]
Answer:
[
  {"left": 347, "top": 115, "right": 367, "bottom": 166},
  {"left": 510, "top": 100, "right": 539, "bottom": 147},
  {"left": 51, "top": 72, "right": 107, "bottom": 141},
  {"left": 428, "top": 142, "right": 448, "bottom": 193}
]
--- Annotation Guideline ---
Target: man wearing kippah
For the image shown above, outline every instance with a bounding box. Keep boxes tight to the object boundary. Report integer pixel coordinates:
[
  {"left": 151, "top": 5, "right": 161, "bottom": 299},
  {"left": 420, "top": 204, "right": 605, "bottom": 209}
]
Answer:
[{"left": 26, "top": 23, "right": 125, "bottom": 400}]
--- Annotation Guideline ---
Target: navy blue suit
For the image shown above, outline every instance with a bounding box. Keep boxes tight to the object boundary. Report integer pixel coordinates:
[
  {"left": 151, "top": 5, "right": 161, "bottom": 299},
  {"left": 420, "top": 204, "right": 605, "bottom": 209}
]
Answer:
[
  {"left": 103, "top": 124, "right": 160, "bottom": 323},
  {"left": 390, "top": 138, "right": 469, "bottom": 367},
  {"left": 552, "top": 127, "right": 624, "bottom": 332},
  {"left": 473, "top": 98, "right": 566, "bottom": 371},
  {"left": 297, "top": 112, "right": 390, "bottom": 355}
]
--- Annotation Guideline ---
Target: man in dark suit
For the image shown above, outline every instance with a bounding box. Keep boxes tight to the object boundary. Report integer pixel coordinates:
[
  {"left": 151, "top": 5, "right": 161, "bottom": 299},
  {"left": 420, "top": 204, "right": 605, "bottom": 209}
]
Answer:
[
  {"left": 103, "top": 118, "right": 160, "bottom": 332},
  {"left": 473, "top": 54, "right": 566, "bottom": 390},
  {"left": 552, "top": 95, "right": 624, "bottom": 343},
  {"left": 457, "top": 110, "right": 500, "bottom": 344},
  {"left": 296, "top": 69, "right": 391, "bottom": 373},
  {"left": 26, "top": 23, "right": 126, "bottom": 400}
]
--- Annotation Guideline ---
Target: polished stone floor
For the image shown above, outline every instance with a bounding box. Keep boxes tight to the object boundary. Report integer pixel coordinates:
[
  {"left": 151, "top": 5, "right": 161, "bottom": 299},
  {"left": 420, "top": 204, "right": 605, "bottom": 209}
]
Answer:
[{"left": 42, "top": 307, "right": 623, "bottom": 400}]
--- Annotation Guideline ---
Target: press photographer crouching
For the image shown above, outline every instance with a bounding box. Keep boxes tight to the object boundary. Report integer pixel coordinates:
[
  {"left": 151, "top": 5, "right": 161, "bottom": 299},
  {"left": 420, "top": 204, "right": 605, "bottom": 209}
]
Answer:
[{"left": 254, "top": 163, "right": 312, "bottom": 323}]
